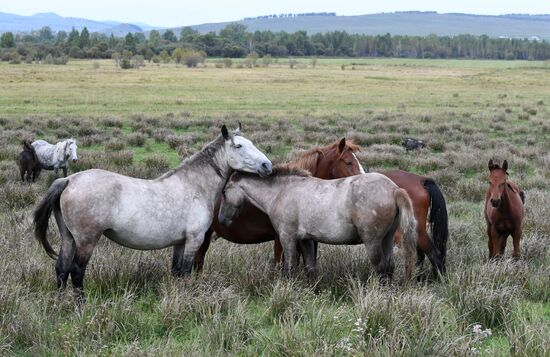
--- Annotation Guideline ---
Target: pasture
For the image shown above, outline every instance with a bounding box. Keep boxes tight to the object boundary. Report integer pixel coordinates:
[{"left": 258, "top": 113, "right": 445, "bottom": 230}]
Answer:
[{"left": 0, "top": 58, "right": 549, "bottom": 355}]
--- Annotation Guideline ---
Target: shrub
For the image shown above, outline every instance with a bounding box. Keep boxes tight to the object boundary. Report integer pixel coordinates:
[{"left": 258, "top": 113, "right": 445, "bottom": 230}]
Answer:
[
  {"left": 127, "top": 132, "right": 147, "bottom": 146},
  {"left": 224, "top": 58, "right": 233, "bottom": 68},
  {"left": 120, "top": 58, "right": 132, "bottom": 69},
  {"left": 183, "top": 49, "right": 205, "bottom": 68}
]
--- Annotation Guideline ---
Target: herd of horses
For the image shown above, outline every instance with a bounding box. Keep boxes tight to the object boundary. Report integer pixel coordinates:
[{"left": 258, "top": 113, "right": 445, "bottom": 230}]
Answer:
[{"left": 23, "top": 125, "right": 525, "bottom": 301}]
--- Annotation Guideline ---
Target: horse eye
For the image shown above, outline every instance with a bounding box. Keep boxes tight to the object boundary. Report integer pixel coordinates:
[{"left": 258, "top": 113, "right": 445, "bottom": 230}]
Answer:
[
  {"left": 346, "top": 162, "right": 352, "bottom": 166},
  {"left": 235, "top": 144, "right": 242, "bottom": 149}
]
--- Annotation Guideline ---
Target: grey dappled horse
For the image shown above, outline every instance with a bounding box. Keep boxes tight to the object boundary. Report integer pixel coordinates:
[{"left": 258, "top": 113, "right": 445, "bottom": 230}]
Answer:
[
  {"left": 219, "top": 166, "right": 418, "bottom": 281},
  {"left": 32, "top": 139, "right": 78, "bottom": 177},
  {"left": 34, "top": 125, "right": 272, "bottom": 300}
]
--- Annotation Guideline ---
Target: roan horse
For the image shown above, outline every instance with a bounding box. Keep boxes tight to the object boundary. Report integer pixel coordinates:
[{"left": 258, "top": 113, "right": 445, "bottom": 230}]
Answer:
[
  {"left": 485, "top": 159, "right": 525, "bottom": 259},
  {"left": 192, "top": 138, "right": 364, "bottom": 270},
  {"left": 33, "top": 125, "right": 272, "bottom": 299},
  {"left": 219, "top": 166, "right": 418, "bottom": 281},
  {"left": 32, "top": 138, "right": 79, "bottom": 177},
  {"left": 18, "top": 140, "right": 41, "bottom": 182},
  {"left": 194, "top": 139, "right": 449, "bottom": 277}
]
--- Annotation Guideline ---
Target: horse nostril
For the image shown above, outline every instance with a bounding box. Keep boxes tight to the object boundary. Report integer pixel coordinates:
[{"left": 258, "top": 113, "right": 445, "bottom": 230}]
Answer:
[{"left": 262, "top": 161, "right": 272, "bottom": 172}]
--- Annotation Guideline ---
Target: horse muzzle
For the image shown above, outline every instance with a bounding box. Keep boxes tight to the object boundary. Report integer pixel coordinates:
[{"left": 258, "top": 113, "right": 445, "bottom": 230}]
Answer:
[
  {"left": 490, "top": 198, "right": 501, "bottom": 208},
  {"left": 257, "top": 161, "right": 272, "bottom": 177},
  {"left": 72, "top": 159, "right": 78, "bottom": 163}
]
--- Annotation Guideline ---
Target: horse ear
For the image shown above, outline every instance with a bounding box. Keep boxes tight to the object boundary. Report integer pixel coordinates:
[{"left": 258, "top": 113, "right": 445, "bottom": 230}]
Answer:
[
  {"left": 488, "top": 159, "right": 495, "bottom": 170},
  {"left": 221, "top": 125, "right": 230, "bottom": 140},
  {"left": 236, "top": 122, "right": 242, "bottom": 133},
  {"left": 502, "top": 160, "right": 508, "bottom": 172},
  {"left": 338, "top": 138, "right": 346, "bottom": 154}
]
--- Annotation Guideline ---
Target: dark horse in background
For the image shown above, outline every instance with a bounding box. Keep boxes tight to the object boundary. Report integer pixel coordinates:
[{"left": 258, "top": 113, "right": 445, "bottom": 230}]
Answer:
[
  {"left": 194, "top": 139, "right": 449, "bottom": 277},
  {"left": 18, "top": 141, "right": 41, "bottom": 182},
  {"left": 485, "top": 159, "right": 525, "bottom": 259}
]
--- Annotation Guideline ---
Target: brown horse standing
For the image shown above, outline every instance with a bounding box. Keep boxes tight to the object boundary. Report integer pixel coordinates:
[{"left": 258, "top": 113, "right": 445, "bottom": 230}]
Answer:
[
  {"left": 383, "top": 170, "right": 448, "bottom": 275},
  {"left": 485, "top": 159, "right": 525, "bottom": 259},
  {"left": 193, "top": 138, "right": 363, "bottom": 270}
]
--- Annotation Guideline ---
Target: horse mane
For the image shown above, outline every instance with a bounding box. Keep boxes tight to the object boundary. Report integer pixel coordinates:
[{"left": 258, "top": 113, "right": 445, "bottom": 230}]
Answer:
[
  {"left": 288, "top": 139, "right": 362, "bottom": 173},
  {"left": 232, "top": 164, "right": 310, "bottom": 182},
  {"left": 157, "top": 134, "right": 227, "bottom": 180}
]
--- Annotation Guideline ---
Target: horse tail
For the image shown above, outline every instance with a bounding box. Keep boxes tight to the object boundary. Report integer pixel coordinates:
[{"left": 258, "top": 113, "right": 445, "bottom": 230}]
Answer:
[
  {"left": 34, "top": 178, "right": 70, "bottom": 259},
  {"left": 394, "top": 188, "right": 418, "bottom": 280},
  {"left": 519, "top": 190, "right": 526, "bottom": 205},
  {"left": 423, "top": 179, "right": 449, "bottom": 273}
]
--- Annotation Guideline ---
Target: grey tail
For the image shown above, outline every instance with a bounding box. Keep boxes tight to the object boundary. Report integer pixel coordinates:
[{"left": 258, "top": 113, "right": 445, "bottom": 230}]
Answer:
[{"left": 33, "top": 178, "right": 70, "bottom": 259}]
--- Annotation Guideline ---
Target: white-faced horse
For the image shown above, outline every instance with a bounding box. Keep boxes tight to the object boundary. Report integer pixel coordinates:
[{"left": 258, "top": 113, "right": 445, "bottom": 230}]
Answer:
[
  {"left": 32, "top": 138, "right": 78, "bottom": 177},
  {"left": 34, "top": 125, "right": 272, "bottom": 300},
  {"left": 219, "top": 166, "right": 418, "bottom": 282}
]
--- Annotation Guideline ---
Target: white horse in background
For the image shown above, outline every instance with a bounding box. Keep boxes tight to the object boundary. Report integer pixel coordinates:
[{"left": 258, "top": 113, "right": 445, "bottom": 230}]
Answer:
[{"left": 32, "top": 139, "right": 78, "bottom": 177}]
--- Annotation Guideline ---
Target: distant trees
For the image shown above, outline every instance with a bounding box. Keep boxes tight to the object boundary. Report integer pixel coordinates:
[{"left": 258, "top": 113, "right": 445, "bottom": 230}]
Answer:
[
  {"left": 2, "top": 22, "right": 550, "bottom": 64},
  {"left": 0, "top": 32, "right": 15, "bottom": 48}
]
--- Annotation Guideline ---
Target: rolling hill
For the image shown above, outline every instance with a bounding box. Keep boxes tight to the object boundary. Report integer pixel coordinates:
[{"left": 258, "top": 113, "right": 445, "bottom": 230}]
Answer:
[
  {"left": 1, "top": 11, "right": 549, "bottom": 39},
  {"left": 0, "top": 11, "right": 155, "bottom": 35},
  {"left": 184, "top": 12, "right": 550, "bottom": 39}
]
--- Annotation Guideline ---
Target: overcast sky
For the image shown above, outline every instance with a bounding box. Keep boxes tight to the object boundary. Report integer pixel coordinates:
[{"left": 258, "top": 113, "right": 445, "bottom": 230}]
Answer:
[{"left": 2, "top": 0, "right": 549, "bottom": 27}]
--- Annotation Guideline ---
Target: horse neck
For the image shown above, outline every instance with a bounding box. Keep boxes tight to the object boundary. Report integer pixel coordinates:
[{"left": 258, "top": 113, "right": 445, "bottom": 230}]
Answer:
[
  {"left": 499, "top": 183, "right": 513, "bottom": 212},
  {"left": 313, "top": 147, "right": 337, "bottom": 179},
  {"left": 239, "top": 177, "right": 286, "bottom": 214},
  {"left": 172, "top": 144, "right": 232, "bottom": 205}
]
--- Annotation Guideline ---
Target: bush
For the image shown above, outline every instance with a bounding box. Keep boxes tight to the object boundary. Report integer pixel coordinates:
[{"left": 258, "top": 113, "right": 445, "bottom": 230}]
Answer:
[
  {"left": 224, "top": 58, "right": 233, "bottom": 68},
  {"left": 183, "top": 49, "right": 205, "bottom": 68},
  {"left": 127, "top": 132, "right": 147, "bottom": 146},
  {"left": 9, "top": 52, "right": 21, "bottom": 64},
  {"left": 120, "top": 59, "right": 132, "bottom": 69}
]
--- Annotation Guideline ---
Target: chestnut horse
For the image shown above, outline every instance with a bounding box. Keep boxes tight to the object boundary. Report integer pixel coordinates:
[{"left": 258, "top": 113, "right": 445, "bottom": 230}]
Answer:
[
  {"left": 192, "top": 138, "right": 364, "bottom": 270},
  {"left": 383, "top": 170, "right": 448, "bottom": 275},
  {"left": 485, "top": 159, "right": 525, "bottom": 259}
]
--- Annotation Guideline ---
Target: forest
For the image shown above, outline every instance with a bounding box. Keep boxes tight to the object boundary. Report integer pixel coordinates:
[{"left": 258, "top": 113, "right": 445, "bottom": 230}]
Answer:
[{"left": 1, "top": 22, "right": 550, "bottom": 64}]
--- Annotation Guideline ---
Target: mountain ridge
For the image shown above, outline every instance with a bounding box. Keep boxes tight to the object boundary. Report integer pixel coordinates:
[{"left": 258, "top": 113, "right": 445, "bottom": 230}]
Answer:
[{"left": 1, "top": 11, "right": 549, "bottom": 39}]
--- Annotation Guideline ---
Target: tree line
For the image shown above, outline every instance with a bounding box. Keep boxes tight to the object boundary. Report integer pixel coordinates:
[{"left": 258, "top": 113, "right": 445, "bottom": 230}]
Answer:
[{"left": 1, "top": 23, "right": 549, "bottom": 64}]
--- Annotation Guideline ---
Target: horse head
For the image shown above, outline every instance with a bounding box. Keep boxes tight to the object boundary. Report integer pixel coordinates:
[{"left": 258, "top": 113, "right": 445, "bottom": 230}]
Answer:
[
  {"left": 317, "top": 138, "right": 365, "bottom": 179},
  {"left": 488, "top": 159, "right": 509, "bottom": 208},
  {"left": 64, "top": 139, "right": 78, "bottom": 163},
  {"left": 218, "top": 174, "right": 246, "bottom": 227},
  {"left": 221, "top": 123, "right": 272, "bottom": 177}
]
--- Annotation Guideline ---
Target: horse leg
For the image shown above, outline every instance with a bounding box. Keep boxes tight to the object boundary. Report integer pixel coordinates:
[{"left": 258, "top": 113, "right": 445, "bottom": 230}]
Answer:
[
  {"left": 62, "top": 166, "right": 68, "bottom": 177},
  {"left": 192, "top": 228, "right": 213, "bottom": 272},
  {"left": 273, "top": 237, "right": 283, "bottom": 269},
  {"left": 279, "top": 233, "right": 298, "bottom": 276},
  {"left": 498, "top": 234, "right": 509, "bottom": 257},
  {"left": 173, "top": 232, "right": 206, "bottom": 276},
  {"left": 363, "top": 228, "right": 395, "bottom": 284},
  {"left": 70, "top": 236, "right": 99, "bottom": 305},
  {"left": 512, "top": 227, "right": 522, "bottom": 259},
  {"left": 298, "top": 240, "right": 316, "bottom": 279},
  {"left": 489, "top": 226, "right": 502, "bottom": 259},
  {"left": 486, "top": 223, "right": 494, "bottom": 258},
  {"left": 53, "top": 209, "right": 75, "bottom": 290},
  {"left": 172, "top": 243, "right": 186, "bottom": 277}
]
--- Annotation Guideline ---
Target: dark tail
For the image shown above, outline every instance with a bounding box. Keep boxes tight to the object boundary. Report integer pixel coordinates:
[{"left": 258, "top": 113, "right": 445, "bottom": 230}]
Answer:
[
  {"left": 519, "top": 190, "right": 525, "bottom": 204},
  {"left": 33, "top": 178, "right": 70, "bottom": 259},
  {"left": 423, "top": 179, "right": 449, "bottom": 273}
]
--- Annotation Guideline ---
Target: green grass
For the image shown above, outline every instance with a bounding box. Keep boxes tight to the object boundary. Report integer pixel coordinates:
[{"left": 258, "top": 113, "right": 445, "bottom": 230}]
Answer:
[{"left": 0, "top": 58, "right": 549, "bottom": 355}]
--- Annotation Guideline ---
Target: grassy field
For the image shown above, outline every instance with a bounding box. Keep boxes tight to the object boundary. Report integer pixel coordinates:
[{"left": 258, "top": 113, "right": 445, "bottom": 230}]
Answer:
[{"left": 0, "top": 58, "right": 549, "bottom": 355}]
